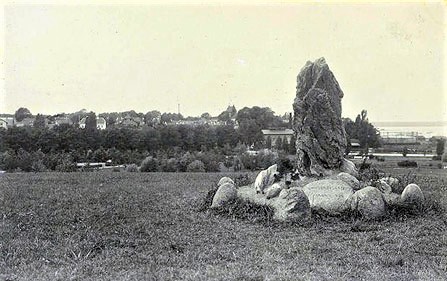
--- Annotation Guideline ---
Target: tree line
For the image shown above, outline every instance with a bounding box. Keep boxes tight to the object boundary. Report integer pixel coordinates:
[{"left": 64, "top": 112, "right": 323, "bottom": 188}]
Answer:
[{"left": 0, "top": 106, "right": 381, "bottom": 172}]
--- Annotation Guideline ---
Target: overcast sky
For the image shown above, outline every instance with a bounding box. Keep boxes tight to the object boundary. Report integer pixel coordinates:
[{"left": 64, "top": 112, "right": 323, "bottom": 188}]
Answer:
[{"left": 1, "top": 2, "right": 446, "bottom": 123}]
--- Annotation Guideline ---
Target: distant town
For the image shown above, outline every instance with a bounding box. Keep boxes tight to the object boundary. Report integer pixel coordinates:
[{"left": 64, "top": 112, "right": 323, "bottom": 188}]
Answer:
[{"left": 1, "top": 106, "right": 445, "bottom": 156}]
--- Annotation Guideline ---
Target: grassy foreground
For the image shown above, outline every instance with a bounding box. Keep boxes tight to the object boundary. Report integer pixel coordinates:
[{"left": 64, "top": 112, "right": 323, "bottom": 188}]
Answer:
[{"left": 0, "top": 169, "right": 446, "bottom": 280}]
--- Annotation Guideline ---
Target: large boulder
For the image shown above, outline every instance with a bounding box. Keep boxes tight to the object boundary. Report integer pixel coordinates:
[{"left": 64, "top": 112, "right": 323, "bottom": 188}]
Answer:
[
  {"left": 401, "top": 183, "right": 424, "bottom": 209},
  {"left": 254, "top": 164, "right": 279, "bottom": 194},
  {"left": 340, "top": 158, "right": 359, "bottom": 178},
  {"left": 218, "top": 177, "right": 235, "bottom": 187},
  {"left": 273, "top": 188, "right": 311, "bottom": 222},
  {"left": 293, "top": 58, "right": 347, "bottom": 176},
  {"left": 350, "top": 186, "right": 386, "bottom": 219},
  {"left": 335, "top": 172, "right": 360, "bottom": 190},
  {"left": 302, "top": 179, "right": 353, "bottom": 214},
  {"left": 211, "top": 183, "right": 237, "bottom": 208},
  {"left": 237, "top": 185, "right": 311, "bottom": 223}
]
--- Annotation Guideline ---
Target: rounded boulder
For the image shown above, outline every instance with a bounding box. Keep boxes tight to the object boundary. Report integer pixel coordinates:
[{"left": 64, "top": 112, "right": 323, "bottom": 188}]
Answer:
[
  {"left": 336, "top": 172, "right": 360, "bottom": 190},
  {"left": 303, "top": 179, "right": 353, "bottom": 215},
  {"left": 273, "top": 188, "right": 311, "bottom": 222},
  {"left": 350, "top": 186, "right": 386, "bottom": 219},
  {"left": 401, "top": 183, "right": 424, "bottom": 209},
  {"left": 217, "top": 177, "right": 235, "bottom": 187},
  {"left": 211, "top": 183, "right": 237, "bottom": 208},
  {"left": 341, "top": 158, "right": 359, "bottom": 178}
]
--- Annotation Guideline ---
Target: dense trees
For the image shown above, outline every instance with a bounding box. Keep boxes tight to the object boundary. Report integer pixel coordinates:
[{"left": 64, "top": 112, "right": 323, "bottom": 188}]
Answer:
[
  {"left": 344, "top": 110, "right": 381, "bottom": 150},
  {"left": 14, "top": 107, "right": 32, "bottom": 122},
  {"left": 236, "top": 106, "right": 288, "bottom": 146},
  {"left": 436, "top": 139, "right": 445, "bottom": 157}
]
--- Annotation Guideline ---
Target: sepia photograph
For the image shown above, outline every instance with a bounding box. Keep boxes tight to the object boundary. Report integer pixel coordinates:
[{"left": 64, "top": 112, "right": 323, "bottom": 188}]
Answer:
[{"left": 0, "top": 1, "right": 446, "bottom": 280}]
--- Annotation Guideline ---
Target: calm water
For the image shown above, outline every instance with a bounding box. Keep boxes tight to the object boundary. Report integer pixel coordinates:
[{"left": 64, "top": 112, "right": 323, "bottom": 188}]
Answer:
[{"left": 373, "top": 125, "right": 447, "bottom": 138}]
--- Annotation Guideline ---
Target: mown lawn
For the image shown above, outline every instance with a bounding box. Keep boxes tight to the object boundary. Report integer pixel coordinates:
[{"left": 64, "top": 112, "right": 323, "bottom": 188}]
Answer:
[{"left": 0, "top": 169, "right": 446, "bottom": 280}]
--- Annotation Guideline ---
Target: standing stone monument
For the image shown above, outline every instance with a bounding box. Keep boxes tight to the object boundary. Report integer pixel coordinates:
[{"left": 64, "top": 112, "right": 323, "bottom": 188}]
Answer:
[
  {"left": 293, "top": 57, "right": 347, "bottom": 176},
  {"left": 209, "top": 57, "right": 424, "bottom": 222}
]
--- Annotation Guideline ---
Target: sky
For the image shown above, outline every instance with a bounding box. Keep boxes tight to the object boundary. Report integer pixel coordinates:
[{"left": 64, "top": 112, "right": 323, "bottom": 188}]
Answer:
[{"left": 1, "top": 2, "right": 446, "bottom": 126}]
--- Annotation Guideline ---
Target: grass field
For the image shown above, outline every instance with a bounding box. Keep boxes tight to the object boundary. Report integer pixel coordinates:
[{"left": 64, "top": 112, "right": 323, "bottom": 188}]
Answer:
[{"left": 0, "top": 167, "right": 446, "bottom": 280}]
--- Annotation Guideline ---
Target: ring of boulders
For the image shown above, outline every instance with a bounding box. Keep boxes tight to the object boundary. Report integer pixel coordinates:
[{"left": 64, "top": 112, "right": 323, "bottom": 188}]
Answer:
[
  {"left": 210, "top": 162, "right": 425, "bottom": 222},
  {"left": 209, "top": 58, "right": 425, "bottom": 222}
]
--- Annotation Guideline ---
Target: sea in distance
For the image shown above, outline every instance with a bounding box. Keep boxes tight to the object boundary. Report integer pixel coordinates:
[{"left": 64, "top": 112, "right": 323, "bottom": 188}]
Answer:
[{"left": 372, "top": 121, "right": 447, "bottom": 138}]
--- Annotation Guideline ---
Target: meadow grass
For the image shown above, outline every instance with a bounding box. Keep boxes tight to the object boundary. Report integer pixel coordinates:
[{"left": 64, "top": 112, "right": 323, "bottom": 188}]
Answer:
[{"left": 0, "top": 168, "right": 446, "bottom": 280}]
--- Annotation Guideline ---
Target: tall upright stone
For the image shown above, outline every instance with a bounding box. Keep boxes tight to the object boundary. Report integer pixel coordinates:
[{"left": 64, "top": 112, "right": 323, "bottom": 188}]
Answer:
[{"left": 293, "top": 58, "right": 347, "bottom": 176}]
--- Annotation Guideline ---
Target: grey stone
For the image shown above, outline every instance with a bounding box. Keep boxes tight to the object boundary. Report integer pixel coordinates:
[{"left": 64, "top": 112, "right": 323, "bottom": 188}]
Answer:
[
  {"left": 401, "top": 183, "right": 424, "bottom": 208},
  {"left": 350, "top": 186, "right": 386, "bottom": 219},
  {"left": 377, "top": 180, "right": 392, "bottom": 194},
  {"left": 293, "top": 58, "right": 347, "bottom": 176},
  {"left": 273, "top": 188, "right": 311, "bottom": 222},
  {"left": 211, "top": 183, "right": 237, "bottom": 208},
  {"left": 265, "top": 183, "right": 283, "bottom": 199},
  {"left": 302, "top": 179, "right": 353, "bottom": 214},
  {"left": 237, "top": 185, "right": 311, "bottom": 223},
  {"left": 340, "top": 158, "right": 359, "bottom": 178},
  {"left": 217, "top": 177, "right": 234, "bottom": 187},
  {"left": 254, "top": 164, "right": 279, "bottom": 194},
  {"left": 336, "top": 172, "right": 360, "bottom": 190},
  {"left": 380, "top": 177, "right": 399, "bottom": 187}
]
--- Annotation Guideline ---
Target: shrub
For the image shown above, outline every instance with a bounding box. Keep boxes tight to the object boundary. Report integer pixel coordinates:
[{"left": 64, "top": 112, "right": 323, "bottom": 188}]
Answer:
[
  {"left": 55, "top": 155, "right": 77, "bottom": 172},
  {"left": 140, "top": 156, "right": 159, "bottom": 172},
  {"left": 31, "top": 160, "right": 47, "bottom": 172},
  {"left": 234, "top": 173, "right": 252, "bottom": 186},
  {"left": 276, "top": 155, "right": 294, "bottom": 175},
  {"left": 376, "top": 157, "right": 385, "bottom": 162},
  {"left": 432, "top": 155, "right": 441, "bottom": 161},
  {"left": 125, "top": 164, "right": 139, "bottom": 172},
  {"left": 0, "top": 151, "right": 18, "bottom": 172},
  {"left": 178, "top": 152, "right": 195, "bottom": 172},
  {"left": 16, "top": 149, "right": 33, "bottom": 172},
  {"left": 256, "top": 150, "right": 278, "bottom": 169},
  {"left": 187, "top": 160, "right": 205, "bottom": 172},
  {"left": 397, "top": 160, "right": 418, "bottom": 168},
  {"left": 239, "top": 152, "right": 257, "bottom": 171},
  {"left": 161, "top": 158, "right": 178, "bottom": 172}
]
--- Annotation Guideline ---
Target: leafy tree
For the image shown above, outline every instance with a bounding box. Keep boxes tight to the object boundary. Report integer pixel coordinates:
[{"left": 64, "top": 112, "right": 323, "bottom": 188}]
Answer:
[
  {"left": 236, "top": 106, "right": 286, "bottom": 146},
  {"left": 85, "top": 112, "right": 97, "bottom": 130},
  {"left": 274, "top": 137, "right": 283, "bottom": 150},
  {"left": 217, "top": 105, "right": 237, "bottom": 123},
  {"left": 343, "top": 111, "right": 381, "bottom": 151},
  {"left": 200, "top": 112, "right": 211, "bottom": 119},
  {"left": 144, "top": 110, "right": 161, "bottom": 126},
  {"left": 160, "top": 125, "right": 182, "bottom": 148},
  {"left": 14, "top": 107, "right": 32, "bottom": 122},
  {"left": 436, "top": 139, "right": 445, "bottom": 156},
  {"left": 265, "top": 136, "right": 272, "bottom": 149},
  {"left": 160, "top": 113, "right": 183, "bottom": 124},
  {"left": 33, "top": 114, "right": 47, "bottom": 129},
  {"left": 4, "top": 127, "right": 33, "bottom": 152},
  {"left": 288, "top": 135, "right": 297, "bottom": 155},
  {"left": 187, "top": 160, "right": 205, "bottom": 172},
  {"left": 140, "top": 156, "right": 159, "bottom": 172}
]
